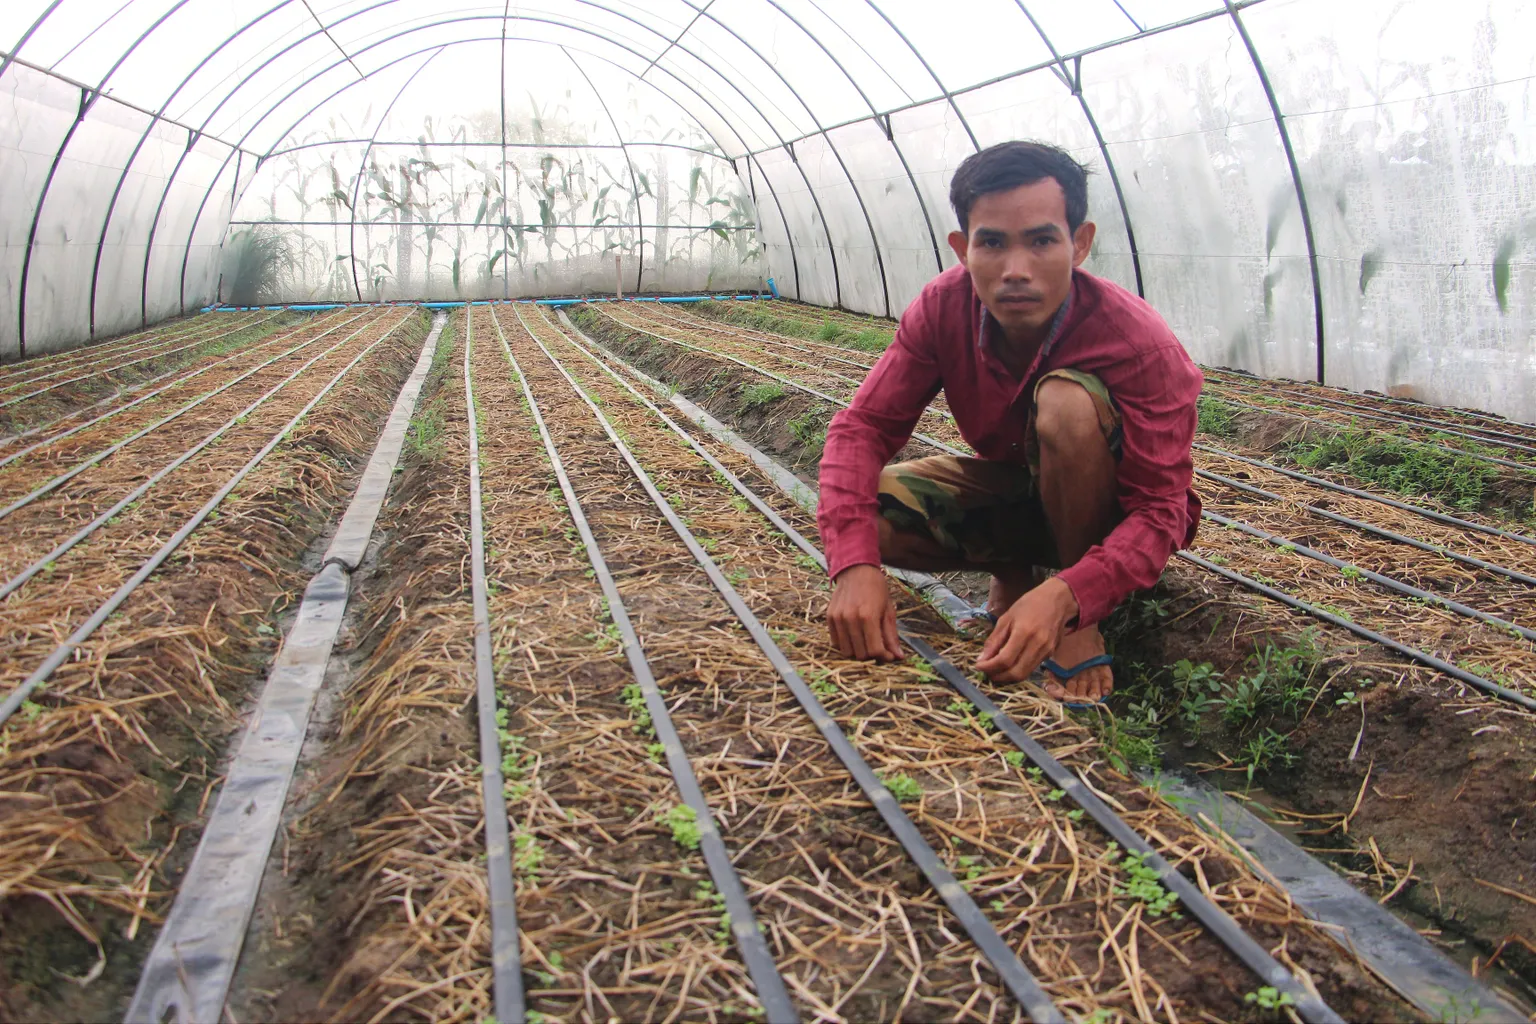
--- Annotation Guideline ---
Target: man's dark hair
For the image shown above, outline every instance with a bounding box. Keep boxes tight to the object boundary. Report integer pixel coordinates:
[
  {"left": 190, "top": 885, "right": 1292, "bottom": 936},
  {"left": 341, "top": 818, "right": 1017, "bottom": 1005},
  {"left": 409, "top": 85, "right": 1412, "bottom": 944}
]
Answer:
[{"left": 949, "top": 141, "right": 1091, "bottom": 236}]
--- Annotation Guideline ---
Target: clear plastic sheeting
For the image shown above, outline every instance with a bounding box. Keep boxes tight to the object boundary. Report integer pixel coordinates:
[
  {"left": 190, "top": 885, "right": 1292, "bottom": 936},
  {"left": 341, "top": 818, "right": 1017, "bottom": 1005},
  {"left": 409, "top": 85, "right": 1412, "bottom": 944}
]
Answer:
[{"left": 1, "top": 0, "right": 1532, "bottom": 420}]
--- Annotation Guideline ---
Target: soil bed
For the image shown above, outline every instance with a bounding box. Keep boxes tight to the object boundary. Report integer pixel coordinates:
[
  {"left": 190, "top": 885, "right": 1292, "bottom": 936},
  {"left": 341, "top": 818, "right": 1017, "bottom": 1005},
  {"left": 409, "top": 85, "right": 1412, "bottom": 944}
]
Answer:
[{"left": 0, "top": 308, "right": 429, "bottom": 1022}]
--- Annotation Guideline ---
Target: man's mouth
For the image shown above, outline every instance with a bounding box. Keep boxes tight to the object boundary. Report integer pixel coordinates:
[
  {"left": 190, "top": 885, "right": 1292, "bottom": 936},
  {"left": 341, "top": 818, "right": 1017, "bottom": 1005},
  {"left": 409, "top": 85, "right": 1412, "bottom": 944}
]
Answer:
[{"left": 995, "top": 293, "right": 1042, "bottom": 308}]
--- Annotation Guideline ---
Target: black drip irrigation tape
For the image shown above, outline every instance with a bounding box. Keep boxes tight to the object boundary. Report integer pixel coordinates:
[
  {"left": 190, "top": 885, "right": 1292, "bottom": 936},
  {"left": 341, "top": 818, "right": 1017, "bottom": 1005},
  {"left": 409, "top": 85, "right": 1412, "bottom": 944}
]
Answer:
[
  {"left": 539, "top": 308, "right": 1347, "bottom": 1023},
  {"left": 0, "top": 312, "right": 395, "bottom": 601},
  {"left": 1193, "top": 443, "right": 1536, "bottom": 549},
  {"left": 589, "top": 305, "right": 965, "bottom": 453},
  {"left": 1206, "top": 372, "right": 1536, "bottom": 450},
  {"left": 1206, "top": 392, "right": 1536, "bottom": 474},
  {"left": 0, "top": 310, "right": 412, "bottom": 729},
  {"left": 0, "top": 310, "right": 373, "bottom": 523},
  {"left": 1202, "top": 510, "right": 1536, "bottom": 645},
  {"left": 1197, "top": 468, "right": 1536, "bottom": 588},
  {"left": 0, "top": 312, "right": 314, "bottom": 470},
  {"left": 1178, "top": 551, "right": 1536, "bottom": 712},
  {"left": 0, "top": 313, "right": 279, "bottom": 409},
  {"left": 511, "top": 304, "right": 1065, "bottom": 1023},
  {"left": 0, "top": 311, "right": 259, "bottom": 390},
  {"left": 0, "top": 313, "right": 212, "bottom": 379},
  {"left": 462, "top": 313, "right": 526, "bottom": 1024},
  {"left": 644, "top": 304, "right": 878, "bottom": 372},
  {"left": 489, "top": 310, "right": 799, "bottom": 1024}
]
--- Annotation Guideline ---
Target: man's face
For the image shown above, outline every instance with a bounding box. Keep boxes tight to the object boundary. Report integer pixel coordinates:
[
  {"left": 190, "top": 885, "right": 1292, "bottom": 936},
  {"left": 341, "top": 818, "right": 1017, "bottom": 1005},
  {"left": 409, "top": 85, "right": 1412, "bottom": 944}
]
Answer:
[{"left": 948, "top": 180, "right": 1095, "bottom": 341}]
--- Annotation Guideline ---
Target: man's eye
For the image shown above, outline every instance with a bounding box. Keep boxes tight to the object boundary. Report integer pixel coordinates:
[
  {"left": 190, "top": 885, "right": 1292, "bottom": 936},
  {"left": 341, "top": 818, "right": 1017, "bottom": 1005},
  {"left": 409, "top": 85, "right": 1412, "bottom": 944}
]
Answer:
[{"left": 983, "top": 237, "right": 1004, "bottom": 248}]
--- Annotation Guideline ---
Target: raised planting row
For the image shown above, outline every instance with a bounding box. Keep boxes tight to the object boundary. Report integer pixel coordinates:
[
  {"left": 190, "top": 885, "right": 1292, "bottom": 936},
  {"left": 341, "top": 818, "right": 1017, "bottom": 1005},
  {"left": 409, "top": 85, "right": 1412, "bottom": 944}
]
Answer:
[
  {"left": 0, "top": 307, "right": 434, "bottom": 1020},
  {"left": 572, "top": 301, "right": 1536, "bottom": 1013},
  {"left": 0, "top": 311, "right": 298, "bottom": 437}
]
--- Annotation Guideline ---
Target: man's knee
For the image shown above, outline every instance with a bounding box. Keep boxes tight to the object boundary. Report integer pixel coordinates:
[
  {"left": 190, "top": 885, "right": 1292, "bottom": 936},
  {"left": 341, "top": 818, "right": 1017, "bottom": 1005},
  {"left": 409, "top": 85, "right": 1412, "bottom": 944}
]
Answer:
[{"left": 1034, "top": 377, "right": 1106, "bottom": 451}]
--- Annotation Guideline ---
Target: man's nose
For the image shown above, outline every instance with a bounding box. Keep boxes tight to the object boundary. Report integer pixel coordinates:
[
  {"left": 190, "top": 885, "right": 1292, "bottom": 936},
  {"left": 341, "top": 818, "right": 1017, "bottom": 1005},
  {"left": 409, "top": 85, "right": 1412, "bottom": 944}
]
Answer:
[{"left": 999, "top": 249, "right": 1033, "bottom": 280}]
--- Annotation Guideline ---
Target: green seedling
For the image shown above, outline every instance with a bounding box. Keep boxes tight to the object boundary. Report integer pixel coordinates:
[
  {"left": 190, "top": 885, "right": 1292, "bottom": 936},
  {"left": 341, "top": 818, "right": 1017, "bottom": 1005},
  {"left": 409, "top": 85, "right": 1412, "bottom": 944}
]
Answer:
[
  {"left": 1066, "top": 809, "right": 1084, "bottom": 822},
  {"left": 1334, "top": 690, "right": 1360, "bottom": 707},
  {"left": 1003, "top": 750, "right": 1025, "bottom": 769},
  {"left": 740, "top": 382, "right": 787, "bottom": 407},
  {"left": 647, "top": 742, "right": 667, "bottom": 763},
  {"left": 660, "top": 804, "right": 703, "bottom": 850},
  {"left": 806, "top": 669, "right": 837, "bottom": 698},
  {"left": 513, "top": 832, "right": 544, "bottom": 877},
  {"left": 1114, "top": 850, "right": 1180, "bottom": 917},
  {"left": 1025, "top": 766, "right": 1044, "bottom": 780},
  {"left": 1244, "top": 986, "right": 1295, "bottom": 1011},
  {"left": 1044, "top": 788, "right": 1066, "bottom": 803},
  {"left": 621, "top": 683, "right": 655, "bottom": 737},
  {"left": 946, "top": 699, "right": 974, "bottom": 716},
  {"left": 880, "top": 773, "right": 923, "bottom": 802}
]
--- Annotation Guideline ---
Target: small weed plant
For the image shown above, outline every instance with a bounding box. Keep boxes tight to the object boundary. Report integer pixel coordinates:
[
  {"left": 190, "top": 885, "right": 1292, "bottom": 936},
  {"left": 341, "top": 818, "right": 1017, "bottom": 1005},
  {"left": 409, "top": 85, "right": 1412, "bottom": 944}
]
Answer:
[
  {"left": 881, "top": 773, "right": 923, "bottom": 802},
  {"left": 660, "top": 804, "right": 703, "bottom": 850},
  {"left": 740, "top": 382, "right": 786, "bottom": 408},
  {"left": 1110, "top": 845, "right": 1180, "bottom": 917}
]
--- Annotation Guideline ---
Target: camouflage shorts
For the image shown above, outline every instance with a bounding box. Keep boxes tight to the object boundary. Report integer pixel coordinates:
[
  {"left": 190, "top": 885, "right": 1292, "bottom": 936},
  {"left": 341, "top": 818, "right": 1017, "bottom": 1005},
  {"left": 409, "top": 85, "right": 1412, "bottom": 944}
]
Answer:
[{"left": 877, "top": 369, "right": 1122, "bottom": 568}]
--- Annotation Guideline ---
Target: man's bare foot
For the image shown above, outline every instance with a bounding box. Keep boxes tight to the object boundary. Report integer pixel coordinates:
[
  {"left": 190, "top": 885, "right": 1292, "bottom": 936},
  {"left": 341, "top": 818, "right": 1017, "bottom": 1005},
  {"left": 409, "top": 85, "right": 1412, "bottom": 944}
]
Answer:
[
  {"left": 1041, "top": 625, "right": 1113, "bottom": 704},
  {"left": 987, "top": 567, "right": 1040, "bottom": 618}
]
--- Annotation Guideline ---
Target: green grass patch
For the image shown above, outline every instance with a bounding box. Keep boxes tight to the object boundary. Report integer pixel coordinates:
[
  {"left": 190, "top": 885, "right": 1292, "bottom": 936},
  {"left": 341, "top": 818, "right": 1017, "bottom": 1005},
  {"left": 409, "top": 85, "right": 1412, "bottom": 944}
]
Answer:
[
  {"left": 1196, "top": 395, "right": 1239, "bottom": 437},
  {"left": 739, "top": 381, "right": 786, "bottom": 408},
  {"left": 1285, "top": 426, "right": 1499, "bottom": 511}
]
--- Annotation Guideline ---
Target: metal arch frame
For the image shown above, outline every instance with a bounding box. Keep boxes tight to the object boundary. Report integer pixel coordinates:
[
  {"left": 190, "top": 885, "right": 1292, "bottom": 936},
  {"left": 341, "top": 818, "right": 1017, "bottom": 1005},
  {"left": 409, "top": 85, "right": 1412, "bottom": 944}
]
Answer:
[
  {"left": 562, "top": 46, "right": 645, "bottom": 295},
  {"left": 745, "top": 151, "right": 799, "bottom": 297},
  {"left": 266, "top": 137, "right": 727, "bottom": 159},
  {"left": 760, "top": 0, "right": 942, "bottom": 300},
  {"left": 499, "top": 0, "right": 510, "bottom": 299},
  {"left": 859, "top": 0, "right": 983, "bottom": 272},
  {"left": 168, "top": 27, "right": 796, "bottom": 313},
  {"left": 345, "top": 48, "right": 444, "bottom": 303},
  {"left": 88, "top": 0, "right": 300, "bottom": 336},
  {"left": 1012, "top": 2, "right": 1146, "bottom": 298},
  {"left": 15, "top": 0, "right": 196, "bottom": 355},
  {"left": 1224, "top": 0, "right": 1326, "bottom": 383},
  {"left": 861, "top": 0, "right": 979, "bottom": 152},
  {"left": 0, "top": 1, "right": 64, "bottom": 85},
  {"left": 740, "top": 1, "right": 1269, "bottom": 158},
  {"left": 685, "top": 3, "right": 885, "bottom": 314}
]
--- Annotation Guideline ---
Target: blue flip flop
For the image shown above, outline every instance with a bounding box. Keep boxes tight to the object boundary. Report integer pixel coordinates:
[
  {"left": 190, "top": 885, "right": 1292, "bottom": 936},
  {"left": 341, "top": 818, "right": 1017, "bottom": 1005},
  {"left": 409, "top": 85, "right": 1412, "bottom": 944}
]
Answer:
[{"left": 1043, "top": 654, "right": 1114, "bottom": 710}]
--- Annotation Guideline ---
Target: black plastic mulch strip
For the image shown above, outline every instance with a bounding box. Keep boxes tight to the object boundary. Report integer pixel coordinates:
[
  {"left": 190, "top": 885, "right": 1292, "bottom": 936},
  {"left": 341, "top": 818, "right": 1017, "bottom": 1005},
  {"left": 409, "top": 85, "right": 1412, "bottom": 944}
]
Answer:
[
  {"left": 1179, "top": 551, "right": 1536, "bottom": 712},
  {"left": 463, "top": 313, "right": 526, "bottom": 1023},
  {"left": 490, "top": 311, "right": 800, "bottom": 1024},
  {"left": 514, "top": 308, "right": 1065, "bottom": 1024}
]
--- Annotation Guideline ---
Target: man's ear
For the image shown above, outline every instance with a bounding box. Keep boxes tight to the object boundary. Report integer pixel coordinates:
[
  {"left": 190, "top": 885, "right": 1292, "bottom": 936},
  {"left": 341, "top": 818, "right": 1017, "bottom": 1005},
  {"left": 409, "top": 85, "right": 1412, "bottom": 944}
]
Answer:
[
  {"left": 1071, "top": 221, "right": 1097, "bottom": 268},
  {"left": 947, "top": 229, "right": 969, "bottom": 267}
]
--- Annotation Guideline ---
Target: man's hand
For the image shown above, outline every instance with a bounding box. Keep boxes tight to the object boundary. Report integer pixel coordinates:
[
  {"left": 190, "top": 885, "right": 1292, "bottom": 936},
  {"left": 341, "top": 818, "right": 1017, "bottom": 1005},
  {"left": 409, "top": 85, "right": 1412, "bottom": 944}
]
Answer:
[
  {"left": 975, "top": 577, "right": 1078, "bottom": 682},
  {"left": 827, "top": 564, "right": 902, "bottom": 662}
]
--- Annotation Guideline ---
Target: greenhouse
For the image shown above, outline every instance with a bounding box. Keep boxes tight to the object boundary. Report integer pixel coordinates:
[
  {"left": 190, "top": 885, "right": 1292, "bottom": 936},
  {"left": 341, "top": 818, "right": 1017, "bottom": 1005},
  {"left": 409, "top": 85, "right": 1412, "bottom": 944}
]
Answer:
[{"left": 1, "top": 1, "right": 1534, "bottom": 1022}]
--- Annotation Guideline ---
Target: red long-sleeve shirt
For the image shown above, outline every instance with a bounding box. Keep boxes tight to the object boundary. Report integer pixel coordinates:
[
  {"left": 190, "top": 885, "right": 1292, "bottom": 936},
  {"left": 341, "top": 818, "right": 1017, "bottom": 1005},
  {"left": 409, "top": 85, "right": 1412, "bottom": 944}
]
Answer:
[{"left": 817, "top": 266, "right": 1203, "bottom": 628}]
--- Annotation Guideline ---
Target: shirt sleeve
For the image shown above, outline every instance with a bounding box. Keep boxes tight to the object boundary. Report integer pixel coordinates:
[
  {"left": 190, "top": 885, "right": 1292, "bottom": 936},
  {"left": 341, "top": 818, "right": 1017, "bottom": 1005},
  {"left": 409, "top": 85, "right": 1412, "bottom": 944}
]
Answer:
[
  {"left": 1055, "top": 347, "right": 1202, "bottom": 627},
  {"left": 817, "top": 303, "right": 943, "bottom": 578}
]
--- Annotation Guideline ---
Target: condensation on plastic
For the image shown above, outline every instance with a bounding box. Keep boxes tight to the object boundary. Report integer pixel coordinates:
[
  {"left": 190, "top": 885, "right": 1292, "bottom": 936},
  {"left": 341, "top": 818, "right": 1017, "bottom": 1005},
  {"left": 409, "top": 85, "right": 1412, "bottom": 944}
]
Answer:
[{"left": 4, "top": 0, "right": 1535, "bottom": 419}]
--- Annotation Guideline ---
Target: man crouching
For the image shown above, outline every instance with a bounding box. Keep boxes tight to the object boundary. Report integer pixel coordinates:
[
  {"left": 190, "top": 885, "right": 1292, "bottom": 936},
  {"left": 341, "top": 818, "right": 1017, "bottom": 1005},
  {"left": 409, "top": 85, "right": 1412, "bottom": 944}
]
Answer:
[{"left": 818, "top": 140, "right": 1203, "bottom": 707}]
